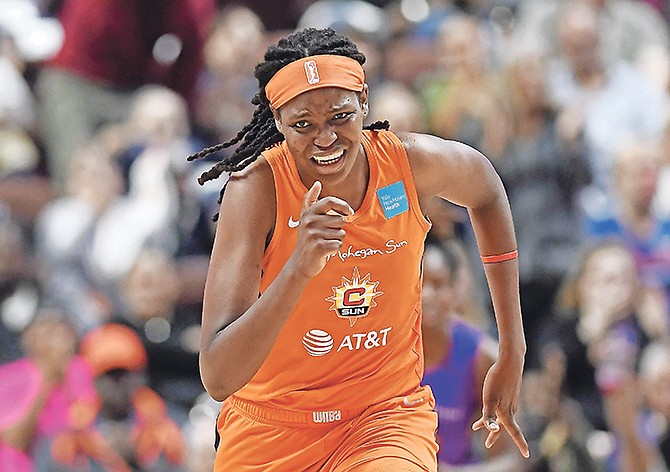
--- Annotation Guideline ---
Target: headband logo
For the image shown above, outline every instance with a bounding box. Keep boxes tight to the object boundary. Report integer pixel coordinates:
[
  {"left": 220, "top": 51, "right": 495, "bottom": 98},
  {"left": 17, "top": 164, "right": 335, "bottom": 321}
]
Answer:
[{"left": 304, "top": 60, "right": 320, "bottom": 85}]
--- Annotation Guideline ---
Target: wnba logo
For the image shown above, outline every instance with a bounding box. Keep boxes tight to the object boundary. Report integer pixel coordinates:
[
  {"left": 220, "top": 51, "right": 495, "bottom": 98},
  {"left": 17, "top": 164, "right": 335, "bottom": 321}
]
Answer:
[
  {"left": 312, "top": 410, "right": 341, "bottom": 423},
  {"left": 304, "top": 60, "right": 320, "bottom": 84}
]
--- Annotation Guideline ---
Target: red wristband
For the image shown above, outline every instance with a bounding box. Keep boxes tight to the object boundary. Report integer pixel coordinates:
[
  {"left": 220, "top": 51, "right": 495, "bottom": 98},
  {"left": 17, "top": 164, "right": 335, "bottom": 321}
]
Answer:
[{"left": 481, "top": 249, "right": 518, "bottom": 264}]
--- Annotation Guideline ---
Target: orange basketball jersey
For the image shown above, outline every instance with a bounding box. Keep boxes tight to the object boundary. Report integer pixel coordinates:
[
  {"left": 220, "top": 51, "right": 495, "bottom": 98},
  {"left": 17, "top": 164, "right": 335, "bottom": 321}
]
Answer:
[{"left": 233, "top": 129, "right": 431, "bottom": 414}]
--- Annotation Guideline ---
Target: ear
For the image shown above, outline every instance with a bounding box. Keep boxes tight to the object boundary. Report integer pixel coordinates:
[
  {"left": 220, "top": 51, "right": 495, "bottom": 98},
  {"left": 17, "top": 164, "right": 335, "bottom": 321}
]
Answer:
[
  {"left": 271, "top": 107, "right": 283, "bottom": 133},
  {"left": 360, "top": 83, "right": 369, "bottom": 117}
]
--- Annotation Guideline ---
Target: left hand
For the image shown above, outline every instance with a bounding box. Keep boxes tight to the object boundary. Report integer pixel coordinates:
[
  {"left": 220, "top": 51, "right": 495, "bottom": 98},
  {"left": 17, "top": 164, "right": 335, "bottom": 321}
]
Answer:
[{"left": 472, "top": 360, "right": 530, "bottom": 458}]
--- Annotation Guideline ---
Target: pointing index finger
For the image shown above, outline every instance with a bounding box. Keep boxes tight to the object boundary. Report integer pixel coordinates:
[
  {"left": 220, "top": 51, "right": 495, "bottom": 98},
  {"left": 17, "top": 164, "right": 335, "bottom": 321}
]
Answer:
[{"left": 303, "top": 181, "right": 322, "bottom": 210}]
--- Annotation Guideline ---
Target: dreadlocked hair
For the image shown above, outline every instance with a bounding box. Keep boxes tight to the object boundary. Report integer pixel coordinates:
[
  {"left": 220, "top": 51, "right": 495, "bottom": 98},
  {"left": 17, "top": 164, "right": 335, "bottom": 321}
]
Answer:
[{"left": 187, "top": 27, "right": 390, "bottom": 194}]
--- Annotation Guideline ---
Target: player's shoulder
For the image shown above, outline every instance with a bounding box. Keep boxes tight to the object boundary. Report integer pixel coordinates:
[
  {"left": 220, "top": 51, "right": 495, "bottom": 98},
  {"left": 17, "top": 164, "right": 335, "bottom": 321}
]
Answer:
[
  {"left": 227, "top": 153, "right": 274, "bottom": 191},
  {"left": 222, "top": 154, "right": 276, "bottom": 224},
  {"left": 395, "top": 132, "right": 485, "bottom": 197},
  {"left": 396, "top": 132, "right": 479, "bottom": 163}
]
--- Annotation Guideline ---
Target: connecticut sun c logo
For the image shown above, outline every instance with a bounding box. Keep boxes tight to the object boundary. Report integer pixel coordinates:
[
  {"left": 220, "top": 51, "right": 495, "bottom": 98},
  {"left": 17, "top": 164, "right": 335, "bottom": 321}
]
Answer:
[{"left": 326, "top": 267, "right": 383, "bottom": 326}]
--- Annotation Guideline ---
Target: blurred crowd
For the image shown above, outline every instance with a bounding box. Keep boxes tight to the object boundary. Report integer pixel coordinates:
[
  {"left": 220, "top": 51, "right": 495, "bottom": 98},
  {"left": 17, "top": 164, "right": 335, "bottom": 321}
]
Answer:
[{"left": 1, "top": 0, "right": 670, "bottom": 470}]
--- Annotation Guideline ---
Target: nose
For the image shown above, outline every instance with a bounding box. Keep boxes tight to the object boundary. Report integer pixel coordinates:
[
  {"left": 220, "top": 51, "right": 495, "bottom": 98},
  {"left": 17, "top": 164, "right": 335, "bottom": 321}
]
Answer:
[{"left": 314, "top": 125, "right": 337, "bottom": 148}]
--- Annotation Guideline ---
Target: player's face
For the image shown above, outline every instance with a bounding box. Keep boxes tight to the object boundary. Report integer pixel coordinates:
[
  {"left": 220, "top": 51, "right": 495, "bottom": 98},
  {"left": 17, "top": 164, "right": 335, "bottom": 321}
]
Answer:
[
  {"left": 421, "top": 248, "right": 454, "bottom": 329},
  {"left": 274, "top": 86, "right": 368, "bottom": 188}
]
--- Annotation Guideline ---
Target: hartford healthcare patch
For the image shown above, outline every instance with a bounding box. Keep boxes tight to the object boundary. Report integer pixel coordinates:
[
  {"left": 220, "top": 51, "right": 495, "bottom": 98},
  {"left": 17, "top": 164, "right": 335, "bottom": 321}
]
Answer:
[{"left": 376, "top": 181, "right": 408, "bottom": 219}]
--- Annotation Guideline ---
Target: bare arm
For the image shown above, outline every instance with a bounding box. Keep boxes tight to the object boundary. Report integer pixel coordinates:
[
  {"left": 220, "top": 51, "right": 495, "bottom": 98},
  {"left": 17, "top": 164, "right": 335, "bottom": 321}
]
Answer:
[
  {"left": 603, "top": 377, "right": 656, "bottom": 472},
  {"left": 403, "top": 133, "right": 529, "bottom": 458},
  {"left": 199, "top": 161, "right": 353, "bottom": 401},
  {"left": 0, "top": 381, "right": 50, "bottom": 451}
]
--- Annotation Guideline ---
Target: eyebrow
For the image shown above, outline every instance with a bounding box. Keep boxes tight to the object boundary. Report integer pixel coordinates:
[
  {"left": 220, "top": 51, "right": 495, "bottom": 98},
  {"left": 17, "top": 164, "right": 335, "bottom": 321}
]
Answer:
[{"left": 289, "top": 102, "right": 355, "bottom": 120}]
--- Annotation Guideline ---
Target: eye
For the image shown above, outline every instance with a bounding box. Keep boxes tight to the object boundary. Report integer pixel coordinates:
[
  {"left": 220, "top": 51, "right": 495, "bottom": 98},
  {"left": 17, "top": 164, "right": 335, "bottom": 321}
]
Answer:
[
  {"left": 291, "top": 121, "right": 310, "bottom": 130},
  {"left": 333, "top": 111, "right": 354, "bottom": 121}
]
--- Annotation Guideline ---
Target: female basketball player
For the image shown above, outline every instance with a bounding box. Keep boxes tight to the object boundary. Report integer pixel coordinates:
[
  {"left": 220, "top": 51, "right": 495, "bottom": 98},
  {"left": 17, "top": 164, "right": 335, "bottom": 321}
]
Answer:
[{"left": 188, "top": 27, "right": 529, "bottom": 471}]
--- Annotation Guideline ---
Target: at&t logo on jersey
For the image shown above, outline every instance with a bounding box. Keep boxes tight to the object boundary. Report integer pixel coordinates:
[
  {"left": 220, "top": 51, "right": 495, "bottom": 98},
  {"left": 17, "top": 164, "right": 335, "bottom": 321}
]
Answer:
[
  {"left": 326, "top": 267, "right": 383, "bottom": 327},
  {"left": 302, "top": 329, "right": 334, "bottom": 356},
  {"left": 301, "top": 327, "right": 393, "bottom": 357}
]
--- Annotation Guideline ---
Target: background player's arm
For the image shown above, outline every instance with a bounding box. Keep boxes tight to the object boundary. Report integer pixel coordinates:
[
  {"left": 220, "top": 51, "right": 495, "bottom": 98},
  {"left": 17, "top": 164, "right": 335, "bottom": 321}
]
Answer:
[
  {"left": 403, "top": 132, "right": 529, "bottom": 457},
  {"left": 199, "top": 161, "right": 351, "bottom": 401}
]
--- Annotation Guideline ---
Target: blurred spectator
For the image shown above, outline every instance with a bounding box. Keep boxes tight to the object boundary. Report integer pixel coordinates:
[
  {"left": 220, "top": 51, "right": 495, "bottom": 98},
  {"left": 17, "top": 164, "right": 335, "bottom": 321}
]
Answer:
[
  {"left": 542, "top": 241, "right": 670, "bottom": 471},
  {"left": 36, "top": 83, "right": 216, "bottom": 324},
  {"left": 386, "top": 0, "right": 494, "bottom": 39},
  {"left": 113, "top": 85, "right": 218, "bottom": 297},
  {"left": 656, "top": 120, "right": 670, "bottom": 220},
  {"left": 0, "top": 206, "right": 41, "bottom": 364},
  {"left": 517, "top": 364, "right": 597, "bottom": 472},
  {"left": 421, "top": 240, "right": 520, "bottom": 470},
  {"left": 34, "top": 144, "right": 124, "bottom": 330},
  {"left": 0, "top": 0, "right": 64, "bottom": 66},
  {"left": 494, "top": 50, "right": 590, "bottom": 366},
  {"left": 0, "top": 27, "right": 36, "bottom": 132},
  {"left": 193, "top": 5, "right": 267, "bottom": 146},
  {"left": 640, "top": 341, "right": 670, "bottom": 471},
  {"left": 380, "top": 33, "right": 439, "bottom": 88},
  {"left": 113, "top": 85, "right": 212, "bottom": 252},
  {"left": 80, "top": 322, "right": 187, "bottom": 471},
  {"left": 0, "top": 126, "right": 52, "bottom": 227},
  {"left": 513, "top": 0, "right": 670, "bottom": 71},
  {"left": 580, "top": 138, "right": 670, "bottom": 308},
  {"left": 120, "top": 85, "right": 196, "bottom": 155},
  {"left": 35, "top": 0, "right": 216, "bottom": 190},
  {"left": 297, "top": 0, "right": 388, "bottom": 85},
  {"left": 420, "top": 13, "right": 510, "bottom": 159},
  {"left": 639, "top": 0, "right": 668, "bottom": 19},
  {"left": 543, "top": 242, "right": 667, "bottom": 434},
  {"left": 182, "top": 392, "right": 219, "bottom": 472},
  {"left": 368, "top": 81, "right": 427, "bottom": 133},
  {"left": 545, "top": 0, "right": 668, "bottom": 190},
  {"left": 226, "top": 0, "right": 309, "bottom": 30},
  {"left": 114, "top": 248, "right": 203, "bottom": 419},
  {"left": 0, "top": 311, "right": 128, "bottom": 471},
  {"left": 0, "top": 25, "right": 53, "bottom": 227}
]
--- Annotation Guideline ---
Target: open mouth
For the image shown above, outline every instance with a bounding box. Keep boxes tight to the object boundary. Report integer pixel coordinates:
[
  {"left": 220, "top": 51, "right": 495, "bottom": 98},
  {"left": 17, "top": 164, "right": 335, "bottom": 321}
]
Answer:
[{"left": 311, "top": 149, "right": 345, "bottom": 166}]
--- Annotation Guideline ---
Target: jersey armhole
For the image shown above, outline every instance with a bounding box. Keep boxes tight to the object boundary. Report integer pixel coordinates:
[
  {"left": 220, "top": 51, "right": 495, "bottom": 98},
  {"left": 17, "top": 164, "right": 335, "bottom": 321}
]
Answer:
[
  {"left": 382, "top": 130, "right": 432, "bottom": 233},
  {"left": 259, "top": 152, "right": 281, "bottom": 269}
]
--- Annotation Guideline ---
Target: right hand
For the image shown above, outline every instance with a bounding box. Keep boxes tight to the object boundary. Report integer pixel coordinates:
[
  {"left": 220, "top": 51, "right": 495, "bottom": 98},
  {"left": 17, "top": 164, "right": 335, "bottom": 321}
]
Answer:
[{"left": 289, "top": 181, "right": 353, "bottom": 278}]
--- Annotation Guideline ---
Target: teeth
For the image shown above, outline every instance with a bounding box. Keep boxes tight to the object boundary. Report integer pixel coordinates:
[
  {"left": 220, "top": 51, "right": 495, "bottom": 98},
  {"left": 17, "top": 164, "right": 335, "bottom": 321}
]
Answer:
[{"left": 312, "top": 149, "right": 344, "bottom": 164}]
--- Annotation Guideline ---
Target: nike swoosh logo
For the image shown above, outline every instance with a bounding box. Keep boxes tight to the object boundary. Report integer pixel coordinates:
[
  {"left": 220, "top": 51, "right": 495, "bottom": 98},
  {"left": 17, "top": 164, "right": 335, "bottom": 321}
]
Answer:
[
  {"left": 402, "top": 396, "right": 424, "bottom": 408},
  {"left": 288, "top": 216, "right": 300, "bottom": 228}
]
